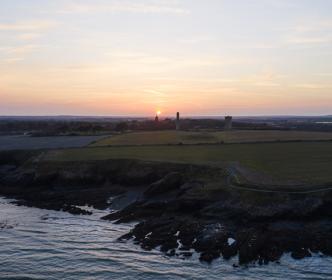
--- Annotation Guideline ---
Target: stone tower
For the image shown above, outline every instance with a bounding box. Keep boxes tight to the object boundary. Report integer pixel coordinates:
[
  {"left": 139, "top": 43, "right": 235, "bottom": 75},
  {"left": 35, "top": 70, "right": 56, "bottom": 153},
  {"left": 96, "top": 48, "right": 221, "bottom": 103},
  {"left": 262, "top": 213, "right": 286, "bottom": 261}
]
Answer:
[
  {"left": 224, "top": 116, "right": 232, "bottom": 130},
  {"left": 176, "top": 112, "right": 180, "bottom": 130}
]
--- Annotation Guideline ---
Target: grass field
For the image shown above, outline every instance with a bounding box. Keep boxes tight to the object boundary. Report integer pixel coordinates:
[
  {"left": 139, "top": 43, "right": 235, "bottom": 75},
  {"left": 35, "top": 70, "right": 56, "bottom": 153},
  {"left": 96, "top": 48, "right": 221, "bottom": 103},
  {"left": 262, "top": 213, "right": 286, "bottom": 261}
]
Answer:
[
  {"left": 90, "top": 130, "right": 332, "bottom": 146},
  {"left": 45, "top": 142, "right": 332, "bottom": 185}
]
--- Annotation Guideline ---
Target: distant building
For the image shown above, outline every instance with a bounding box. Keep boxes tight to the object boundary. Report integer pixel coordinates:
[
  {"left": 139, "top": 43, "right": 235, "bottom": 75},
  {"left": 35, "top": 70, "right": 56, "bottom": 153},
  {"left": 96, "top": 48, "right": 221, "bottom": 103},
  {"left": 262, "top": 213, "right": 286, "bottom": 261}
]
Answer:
[
  {"left": 224, "top": 116, "right": 232, "bottom": 130},
  {"left": 176, "top": 112, "right": 180, "bottom": 130}
]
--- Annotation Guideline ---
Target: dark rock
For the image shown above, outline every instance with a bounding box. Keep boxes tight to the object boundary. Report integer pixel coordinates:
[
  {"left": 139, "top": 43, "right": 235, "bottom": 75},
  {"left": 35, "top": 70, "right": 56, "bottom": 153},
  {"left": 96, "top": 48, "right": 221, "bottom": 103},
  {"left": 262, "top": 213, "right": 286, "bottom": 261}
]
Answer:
[
  {"left": 237, "top": 229, "right": 268, "bottom": 265},
  {"left": 0, "top": 164, "right": 16, "bottom": 176},
  {"left": 199, "top": 251, "right": 220, "bottom": 263},
  {"left": 291, "top": 248, "right": 312, "bottom": 260},
  {"left": 221, "top": 243, "right": 238, "bottom": 260},
  {"left": 166, "top": 249, "right": 176, "bottom": 257},
  {"left": 180, "top": 252, "right": 193, "bottom": 258},
  {"left": 144, "top": 172, "right": 183, "bottom": 196},
  {"left": 194, "top": 224, "right": 227, "bottom": 252},
  {"left": 1, "top": 170, "right": 35, "bottom": 187},
  {"left": 118, "top": 166, "right": 158, "bottom": 186},
  {"left": 102, "top": 201, "right": 168, "bottom": 222},
  {"left": 62, "top": 205, "right": 92, "bottom": 215},
  {"left": 2, "top": 156, "right": 332, "bottom": 266},
  {"left": 160, "top": 239, "right": 178, "bottom": 252},
  {"left": 0, "top": 221, "right": 15, "bottom": 229},
  {"left": 177, "top": 181, "right": 204, "bottom": 196},
  {"left": 33, "top": 172, "right": 59, "bottom": 186},
  {"left": 180, "top": 181, "right": 204, "bottom": 191}
]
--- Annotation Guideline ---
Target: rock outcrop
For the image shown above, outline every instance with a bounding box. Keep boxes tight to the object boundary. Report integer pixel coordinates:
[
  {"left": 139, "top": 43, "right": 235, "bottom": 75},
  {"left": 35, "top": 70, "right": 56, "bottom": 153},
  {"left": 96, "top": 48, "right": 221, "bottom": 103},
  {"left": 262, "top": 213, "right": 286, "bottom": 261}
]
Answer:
[
  {"left": 144, "top": 172, "right": 183, "bottom": 196},
  {"left": 1, "top": 151, "right": 332, "bottom": 265}
]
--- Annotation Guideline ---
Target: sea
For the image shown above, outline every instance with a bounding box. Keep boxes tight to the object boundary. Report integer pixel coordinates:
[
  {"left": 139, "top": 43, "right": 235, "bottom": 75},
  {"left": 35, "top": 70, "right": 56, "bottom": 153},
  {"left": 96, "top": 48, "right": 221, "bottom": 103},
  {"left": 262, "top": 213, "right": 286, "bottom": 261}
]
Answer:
[{"left": 0, "top": 197, "right": 331, "bottom": 280}]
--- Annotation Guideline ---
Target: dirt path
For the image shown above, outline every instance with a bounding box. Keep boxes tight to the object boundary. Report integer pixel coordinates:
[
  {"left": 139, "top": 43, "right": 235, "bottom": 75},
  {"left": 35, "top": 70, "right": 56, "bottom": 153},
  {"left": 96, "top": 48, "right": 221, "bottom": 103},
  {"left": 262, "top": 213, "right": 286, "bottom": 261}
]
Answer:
[{"left": 226, "top": 166, "right": 332, "bottom": 194}]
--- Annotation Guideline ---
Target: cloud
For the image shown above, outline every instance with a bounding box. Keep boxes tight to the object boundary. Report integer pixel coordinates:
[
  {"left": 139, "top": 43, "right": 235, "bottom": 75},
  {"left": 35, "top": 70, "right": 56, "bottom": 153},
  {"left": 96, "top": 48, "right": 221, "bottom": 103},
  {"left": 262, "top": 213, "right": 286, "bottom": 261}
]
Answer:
[
  {"left": 243, "top": 43, "right": 279, "bottom": 49},
  {"left": 240, "top": 19, "right": 332, "bottom": 49},
  {"left": 262, "top": 0, "right": 297, "bottom": 8},
  {"left": 10, "top": 45, "right": 39, "bottom": 54},
  {"left": 144, "top": 89, "right": 165, "bottom": 94},
  {"left": 0, "top": 44, "right": 39, "bottom": 56},
  {"left": 286, "top": 35, "right": 332, "bottom": 45},
  {"left": 0, "top": 44, "right": 40, "bottom": 64},
  {"left": 0, "top": 20, "right": 58, "bottom": 31},
  {"left": 294, "top": 84, "right": 332, "bottom": 90},
  {"left": 282, "top": 18, "right": 332, "bottom": 46},
  {"left": 179, "top": 37, "right": 215, "bottom": 44},
  {"left": 60, "top": 0, "right": 190, "bottom": 14},
  {"left": 105, "top": 50, "right": 171, "bottom": 64},
  {"left": 16, "top": 33, "right": 41, "bottom": 41},
  {"left": 209, "top": 72, "right": 285, "bottom": 88},
  {"left": 290, "top": 20, "right": 332, "bottom": 33},
  {"left": 2, "top": 57, "right": 24, "bottom": 64},
  {"left": 0, "top": 20, "right": 57, "bottom": 63},
  {"left": 315, "top": 73, "right": 332, "bottom": 77}
]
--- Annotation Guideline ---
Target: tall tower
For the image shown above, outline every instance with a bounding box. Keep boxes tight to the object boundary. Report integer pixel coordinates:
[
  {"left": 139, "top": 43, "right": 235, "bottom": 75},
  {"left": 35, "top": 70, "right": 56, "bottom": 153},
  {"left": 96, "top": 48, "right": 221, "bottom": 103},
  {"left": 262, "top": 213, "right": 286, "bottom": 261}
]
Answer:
[
  {"left": 224, "top": 116, "right": 232, "bottom": 130},
  {"left": 176, "top": 112, "right": 180, "bottom": 130}
]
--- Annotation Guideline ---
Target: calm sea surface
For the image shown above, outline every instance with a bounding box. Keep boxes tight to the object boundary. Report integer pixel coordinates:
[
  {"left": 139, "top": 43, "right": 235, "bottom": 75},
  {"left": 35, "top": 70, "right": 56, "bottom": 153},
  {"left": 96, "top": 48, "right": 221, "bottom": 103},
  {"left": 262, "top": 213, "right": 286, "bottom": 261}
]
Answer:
[{"left": 0, "top": 197, "right": 331, "bottom": 280}]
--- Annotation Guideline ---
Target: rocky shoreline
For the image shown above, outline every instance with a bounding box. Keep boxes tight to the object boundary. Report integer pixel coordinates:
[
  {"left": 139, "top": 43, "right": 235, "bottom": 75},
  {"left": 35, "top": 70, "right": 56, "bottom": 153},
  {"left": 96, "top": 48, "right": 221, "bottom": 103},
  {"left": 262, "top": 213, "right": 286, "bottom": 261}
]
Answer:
[{"left": 1, "top": 151, "right": 332, "bottom": 265}]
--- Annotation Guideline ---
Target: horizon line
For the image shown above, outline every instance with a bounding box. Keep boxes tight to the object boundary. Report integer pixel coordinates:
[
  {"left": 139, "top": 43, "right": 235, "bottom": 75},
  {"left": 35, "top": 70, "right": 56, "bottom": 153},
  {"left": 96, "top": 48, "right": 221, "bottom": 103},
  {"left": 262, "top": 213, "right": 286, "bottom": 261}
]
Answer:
[{"left": 0, "top": 114, "right": 331, "bottom": 118}]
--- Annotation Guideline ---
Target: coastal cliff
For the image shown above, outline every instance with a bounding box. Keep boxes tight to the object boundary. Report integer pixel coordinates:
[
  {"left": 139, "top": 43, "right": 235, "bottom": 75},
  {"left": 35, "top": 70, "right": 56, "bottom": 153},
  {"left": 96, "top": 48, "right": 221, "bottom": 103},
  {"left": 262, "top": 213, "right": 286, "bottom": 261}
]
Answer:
[{"left": 1, "top": 150, "right": 332, "bottom": 265}]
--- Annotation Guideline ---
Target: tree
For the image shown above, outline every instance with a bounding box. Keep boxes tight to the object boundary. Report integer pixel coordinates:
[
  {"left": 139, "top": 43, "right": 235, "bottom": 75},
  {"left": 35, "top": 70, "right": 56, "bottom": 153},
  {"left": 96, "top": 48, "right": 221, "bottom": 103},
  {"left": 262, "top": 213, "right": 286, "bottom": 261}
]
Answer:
[{"left": 115, "top": 122, "right": 128, "bottom": 132}]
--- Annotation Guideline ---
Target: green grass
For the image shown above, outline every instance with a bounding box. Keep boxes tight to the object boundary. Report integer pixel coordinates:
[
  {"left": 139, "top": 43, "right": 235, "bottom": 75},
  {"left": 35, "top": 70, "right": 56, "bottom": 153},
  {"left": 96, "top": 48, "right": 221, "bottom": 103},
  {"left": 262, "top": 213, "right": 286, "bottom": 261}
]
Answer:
[
  {"left": 90, "top": 130, "right": 332, "bottom": 146},
  {"left": 90, "top": 131, "right": 216, "bottom": 146},
  {"left": 45, "top": 142, "right": 332, "bottom": 185}
]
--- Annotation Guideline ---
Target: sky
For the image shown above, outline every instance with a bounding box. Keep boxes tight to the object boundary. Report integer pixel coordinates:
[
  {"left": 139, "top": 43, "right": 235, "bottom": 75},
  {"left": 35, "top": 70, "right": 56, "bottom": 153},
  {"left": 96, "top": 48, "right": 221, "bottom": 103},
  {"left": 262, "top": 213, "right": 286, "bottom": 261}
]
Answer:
[{"left": 0, "top": 0, "right": 332, "bottom": 116}]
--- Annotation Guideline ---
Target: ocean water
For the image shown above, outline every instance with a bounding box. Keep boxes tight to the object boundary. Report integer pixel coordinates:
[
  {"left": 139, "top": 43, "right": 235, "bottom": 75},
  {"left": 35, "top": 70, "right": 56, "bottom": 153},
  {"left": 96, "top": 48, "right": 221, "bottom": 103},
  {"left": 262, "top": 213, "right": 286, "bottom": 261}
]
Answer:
[{"left": 0, "top": 197, "right": 331, "bottom": 280}]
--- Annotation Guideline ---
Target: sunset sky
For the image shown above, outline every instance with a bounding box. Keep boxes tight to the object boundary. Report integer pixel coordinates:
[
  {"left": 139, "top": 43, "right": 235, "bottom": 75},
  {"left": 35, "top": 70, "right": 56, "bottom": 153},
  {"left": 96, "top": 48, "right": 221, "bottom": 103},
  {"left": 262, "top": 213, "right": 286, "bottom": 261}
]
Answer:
[{"left": 0, "top": 0, "right": 332, "bottom": 116}]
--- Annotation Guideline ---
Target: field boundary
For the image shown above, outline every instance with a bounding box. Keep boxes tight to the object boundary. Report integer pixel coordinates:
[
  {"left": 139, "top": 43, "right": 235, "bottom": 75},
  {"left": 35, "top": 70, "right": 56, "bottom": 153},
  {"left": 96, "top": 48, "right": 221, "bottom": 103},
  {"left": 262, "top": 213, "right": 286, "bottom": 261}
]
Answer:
[{"left": 89, "top": 138, "right": 332, "bottom": 148}]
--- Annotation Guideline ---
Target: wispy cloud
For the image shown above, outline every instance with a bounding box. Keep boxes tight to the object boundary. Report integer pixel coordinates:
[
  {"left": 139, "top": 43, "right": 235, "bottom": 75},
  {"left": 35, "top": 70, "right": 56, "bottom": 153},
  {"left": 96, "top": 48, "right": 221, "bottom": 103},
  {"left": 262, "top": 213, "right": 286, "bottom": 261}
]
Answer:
[
  {"left": 0, "top": 19, "right": 57, "bottom": 63},
  {"left": 16, "top": 33, "right": 41, "bottom": 41},
  {"left": 315, "top": 73, "right": 332, "bottom": 77},
  {"left": 0, "top": 45, "right": 39, "bottom": 55},
  {"left": 60, "top": 0, "right": 190, "bottom": 14},
  {"left": 2, "top": 57, "right": 24, "bottom": 64},
  {"left": 179, "top": 36, "right": 215, "bottom": 44},
  {"left": 289, "top": 19, "right": 332, "bottom": 33},
  {"left": 286, "top": 35, "right": 332, "bottom": 45},
  {"left": 0, "top": 44, "right": 41, "bottom": 64},
  {"left": 0, "top": 20, "right": 58, "bottom": 31},
  {"left": 212, "top": 72, "right": 285, "bottom": 88},
  {"left": 294, "top": 83, "right": 332, "bottom": 90},
  {"left": 262, "top": 0, "right": 297, "bottom": 8},
  {"left": 283, "top": 19, "right": 332, "bottom": 46},
  {"left": 6, "top": 44, "right": 40, "bottom": 55}
]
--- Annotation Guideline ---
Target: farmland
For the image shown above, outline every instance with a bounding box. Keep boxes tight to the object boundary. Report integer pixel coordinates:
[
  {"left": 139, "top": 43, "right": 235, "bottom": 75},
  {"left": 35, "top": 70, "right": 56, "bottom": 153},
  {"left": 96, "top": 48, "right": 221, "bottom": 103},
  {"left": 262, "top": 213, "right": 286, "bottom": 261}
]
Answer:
[
  {"left": 45, "top": 141, "right": 332, "bottom": 185},
  {"left": 91, "top": 130, "right": 332, "bottom": 146}
]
